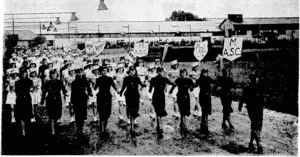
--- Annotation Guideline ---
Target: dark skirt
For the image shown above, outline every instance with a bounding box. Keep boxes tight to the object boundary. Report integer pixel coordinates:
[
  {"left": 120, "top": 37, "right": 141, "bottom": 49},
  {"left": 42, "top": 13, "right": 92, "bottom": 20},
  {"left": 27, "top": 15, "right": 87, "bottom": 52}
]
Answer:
[
  {"left": 247, "top": 104, "right": 263, "bottom": 131},
  {"left": 97, "top": 93, "right": 112, "bottom": 120},
  {"left": 220, "top": 96, "right": 233, "bottom": 114},
  {"left": 177, "top": 93, "right": 191, "bottom": 117},
  {"left": 125, "top": 93, "right": 140, "bottom": 119},
  {"left": 152, "top": 92, "right": 167, "bottom": 117},
  {"left": 199, "top": 93, "right": 212, "bottom": 115},
  {"left": 73, "top": 99, "right": 88, "bottom": 122},
  {"left": 46, "top": 97, "right": 63, "bottom": 120},
  {"left": 15, "top": 94, "right": 33, "bottom": 120}
]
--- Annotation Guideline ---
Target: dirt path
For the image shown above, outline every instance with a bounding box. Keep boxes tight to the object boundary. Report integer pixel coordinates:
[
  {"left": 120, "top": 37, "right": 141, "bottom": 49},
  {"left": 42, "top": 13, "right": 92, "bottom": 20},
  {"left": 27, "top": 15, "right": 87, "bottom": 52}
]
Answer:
[{"left": 2, "top": 96, "right": 298, "bottom": 155}]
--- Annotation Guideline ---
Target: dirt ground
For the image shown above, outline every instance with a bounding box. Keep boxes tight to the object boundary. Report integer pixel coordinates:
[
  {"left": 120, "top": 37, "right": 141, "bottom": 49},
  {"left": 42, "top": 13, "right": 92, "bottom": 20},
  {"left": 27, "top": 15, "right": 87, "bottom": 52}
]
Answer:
[{"left": 1, "top": 94, "right": 298, "bottom": 155}]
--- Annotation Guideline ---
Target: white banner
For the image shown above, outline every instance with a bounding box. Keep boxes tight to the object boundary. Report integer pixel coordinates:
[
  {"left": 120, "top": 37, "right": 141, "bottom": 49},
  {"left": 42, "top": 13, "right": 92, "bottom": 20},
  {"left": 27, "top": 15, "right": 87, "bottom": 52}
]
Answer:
[
  {"left": 85, "top": 41, "right": 94, "bottom": 54},
  {"left": 222, "top": 37, "right": 243, "bottom": 61},
  {"left": 70, "top": 40, "right": 78, "bottom": 50},
  {"left": 133, "top": 43, "right": 149, "bottom": 57},
  {"left": 93, "top": 41, "right": 106, "bottom": 54},
  {"left": 193, "top": 41, "right": 208, "bottom": 61}
]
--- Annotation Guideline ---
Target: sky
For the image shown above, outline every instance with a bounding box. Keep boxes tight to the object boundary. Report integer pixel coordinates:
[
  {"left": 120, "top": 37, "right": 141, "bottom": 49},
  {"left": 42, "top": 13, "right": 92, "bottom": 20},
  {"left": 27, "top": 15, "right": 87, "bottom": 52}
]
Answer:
[{"left": 3, "top": 0, "right": 300, "bottom": 21}]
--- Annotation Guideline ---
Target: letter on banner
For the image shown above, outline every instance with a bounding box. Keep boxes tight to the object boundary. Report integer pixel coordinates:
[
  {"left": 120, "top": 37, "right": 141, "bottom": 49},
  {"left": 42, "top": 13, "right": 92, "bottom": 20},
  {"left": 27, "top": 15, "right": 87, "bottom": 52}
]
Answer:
[
  {"left": 193, "top": 41, "right": 208, "bottom": 61},
  {"left": 222, "top": 37, "right": 243, "bottom": 61},
  {"left": 133, "top": 43, "right": 149, "bottom": 57},
  {"left": 85, "top": 41, "right": 94, "bottom": 54},
  {"left": 162, "top": 44, "right": 169, "bottom": 62},
  {"left": 93, "top": 41, "right": 106, "bottom": 54}
]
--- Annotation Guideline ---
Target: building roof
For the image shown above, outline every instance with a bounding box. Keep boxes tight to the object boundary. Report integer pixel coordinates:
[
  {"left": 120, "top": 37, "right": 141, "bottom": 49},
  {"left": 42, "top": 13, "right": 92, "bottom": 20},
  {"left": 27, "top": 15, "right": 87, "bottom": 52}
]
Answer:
[
  {"left": 234, "top": 17, "right": 299, "bottom": 25},
  {"left": 4, "top": 30, "right": 37, "bottom": 40},
  {"left": 4, "top": 21, "right": 222, "bottom": 35},
  {"left": 219, "top": 17, "right": 299, "bottom": 30}
]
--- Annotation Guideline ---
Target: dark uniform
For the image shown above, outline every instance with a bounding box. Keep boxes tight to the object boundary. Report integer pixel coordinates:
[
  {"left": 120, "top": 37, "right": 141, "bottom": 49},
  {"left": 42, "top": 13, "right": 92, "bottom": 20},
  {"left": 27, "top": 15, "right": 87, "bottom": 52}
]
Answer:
[
  {"left": 149, "top": 75, "right": 174, "bottom": 117},
  {"left": 95, "top": 75, "right": 117, "bottom": 120},
  {"left": 71, "top": 75, "right": 92, "bottom": 123},
  {"left": 120, "top": 75, "right": 145, "bottom": 119},
  {"left": 218, "top": 75, "right": 234, "bottom": 114},
  {"left": 239, "top": 76, "right": 264, "bottom": 153},
  {"left": 42, "top": 79, "right": 67, "bottom": 120},
  {"left": 15, "top": 78, "right": 33, "bottom": 121},
  {"left": 196, "top": 72, "right": 213, "bottom": 133},
  {"left": 173, "top": 77, "right": 194, "bottom": 117}
]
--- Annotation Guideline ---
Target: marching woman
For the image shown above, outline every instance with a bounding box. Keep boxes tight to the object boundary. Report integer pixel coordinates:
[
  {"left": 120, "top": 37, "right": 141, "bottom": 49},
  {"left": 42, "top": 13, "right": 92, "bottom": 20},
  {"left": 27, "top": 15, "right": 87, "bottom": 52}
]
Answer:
[
  {"left": 169, "top": 69, "right": 194, "bottom": 133},
  {"left": 71, "top": 67, "right": 92, "bottom": 137},
  {"left": 64, "top": 65, "right": 76, "bottom": 123},
  {"left": 145, "top": 63, "right": 157, "bottom": 121},
  {"left": 15, "top": 70, "right": 33, "bottom": 136},
  {"left": 149, "top": 67, "right": 175, "bottom": 138},
  {"left": 238, "top": 72, "right": 264, "bottom": 154},
  {"left": 5, "top": 69, "right": 19, "bottom": 123},
  {"left": 44, "top": 62, "right": 54, "bottom": 81},
  {"left": 136, "top": 60, "right": 147, "bottom": 105},
  {"left": 120, "top": 66, "right": 146, "bottom": 136},
  {"left": 189, "top": 62, "right": 201, "bottom": 117},
  {"left": 29, "top": 69, "right": 42, "bottom": 123},
  {"left": 41, "top": 69, "right": 68, "bottom": 136},
  {"left": 218, "top": 68, "right": 235, "bottom": 130},
  {"left": 167, "top": 60, "right": 180, "bottom": 118},
  {"left": 89, "top": 66, "right": 100, "bottom": 122},
  {"left": 94, "top": 66, "right": 119, "bottom": 138},
  {"left": 195, "top": 69, "right": 213, "bottom": 135},
  {"left": 114, "top": 63, "right": 128, "bottom": 123}
]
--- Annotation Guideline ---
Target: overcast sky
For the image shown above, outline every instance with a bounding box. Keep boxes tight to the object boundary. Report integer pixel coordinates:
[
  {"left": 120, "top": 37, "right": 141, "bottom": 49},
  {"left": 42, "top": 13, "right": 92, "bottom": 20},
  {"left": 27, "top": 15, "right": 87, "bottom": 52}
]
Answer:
[{"left": 3, "top": 0, "right": 299, "bottom": 21}]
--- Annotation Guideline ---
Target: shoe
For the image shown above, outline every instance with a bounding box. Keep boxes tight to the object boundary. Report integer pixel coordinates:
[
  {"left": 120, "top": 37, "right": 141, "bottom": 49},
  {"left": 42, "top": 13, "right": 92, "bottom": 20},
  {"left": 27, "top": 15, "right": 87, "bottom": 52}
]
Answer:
[
  {"left": 69, "top": 116, "right": 75, "bottom": 123},
  {"left": 257, "top": 145, "right": 263, "bottom": 154},
  {"left": 11, "top": 118, "right": 16, "bottom": 123},
  {"left": 229, "top": 124, "right": 234, "bottom": 130},
  {"left": 222, "top": 123, "right": 228, "bottom": 129},
  {"left": 31, "top": 118, "right": 36, "bottom": 123},
  {"left": 248, "top": 143, "right": 255, "bottom": 152}
]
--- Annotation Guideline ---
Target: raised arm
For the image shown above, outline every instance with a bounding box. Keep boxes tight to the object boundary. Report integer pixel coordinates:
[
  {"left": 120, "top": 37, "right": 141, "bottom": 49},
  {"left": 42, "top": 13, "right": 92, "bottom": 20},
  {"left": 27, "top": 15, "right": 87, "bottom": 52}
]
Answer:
[{"left": 169, "top": 79, "right": 177, "bottom": 94}]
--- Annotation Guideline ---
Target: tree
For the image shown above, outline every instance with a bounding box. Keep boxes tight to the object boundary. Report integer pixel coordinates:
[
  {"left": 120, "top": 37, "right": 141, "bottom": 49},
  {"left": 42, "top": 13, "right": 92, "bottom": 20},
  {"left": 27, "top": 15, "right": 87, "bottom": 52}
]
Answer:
[
  {"left": 165, "top": 10, "right": 206, "bottom": 21},
  {"left": 31, "top": 35, "right": 47, "bottom": 47}
]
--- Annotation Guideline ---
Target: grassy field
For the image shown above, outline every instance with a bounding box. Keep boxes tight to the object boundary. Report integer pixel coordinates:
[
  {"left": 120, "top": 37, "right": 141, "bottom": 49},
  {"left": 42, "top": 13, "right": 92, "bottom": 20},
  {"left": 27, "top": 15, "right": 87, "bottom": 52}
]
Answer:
[{"left": 2, "top": 94, "right": 298, "bottom": 155}]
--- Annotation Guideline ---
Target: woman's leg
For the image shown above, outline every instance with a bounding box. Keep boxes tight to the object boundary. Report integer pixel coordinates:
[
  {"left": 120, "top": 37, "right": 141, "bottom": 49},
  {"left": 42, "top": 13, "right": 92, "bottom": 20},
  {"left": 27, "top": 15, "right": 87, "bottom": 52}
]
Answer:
[
  {"left": 50, "top": 119, "right": 56, "bottom": 135},
  {"left": 69, "top": 103, "right": 75, "bottom": 122},
  {"left": 10, "top": 104, "right": 16, "bottom": 123},
  {"left": 21, "top": 120, "right": 26, "bottom": 136}
]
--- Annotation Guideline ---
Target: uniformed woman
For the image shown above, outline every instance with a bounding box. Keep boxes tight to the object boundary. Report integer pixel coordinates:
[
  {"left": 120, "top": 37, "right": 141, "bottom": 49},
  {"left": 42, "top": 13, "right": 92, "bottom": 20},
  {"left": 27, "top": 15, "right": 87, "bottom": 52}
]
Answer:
[
  {"left": 15, "top": 70, "right": 33, "bottom": 136},
  {"left": 218, "top": 68, "right": 234, "bottom": 130},
  {"left": 170, "top": 69, "right": 194, "bottom": 133},
  {"left": 41, "top": 69, "right": 67, "bottom": 136},
  {"left": 71, "top": 67, "right": 92, "bottom": 137},
  {"left": 120, "top": 66, "right": 146, "bottom": 136},
  {"left": 195, "top": 69, "right": 213, "bottom": 135},
  {"left": 149, "top": 67, "right": 175, "bottom": 137},
  {"left": 95, "top": 66, "right": 119, "bottom": 138},
  {"left": 238, "top": 72, "right": 264, "bottom": 154}
]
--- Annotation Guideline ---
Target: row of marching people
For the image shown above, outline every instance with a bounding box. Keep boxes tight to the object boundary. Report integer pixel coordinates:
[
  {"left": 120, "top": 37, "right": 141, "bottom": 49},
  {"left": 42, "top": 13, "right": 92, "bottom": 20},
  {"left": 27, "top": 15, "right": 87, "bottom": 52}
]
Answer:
[{"left": 5, "top": 49, "right": 264, "bottom": 153}]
